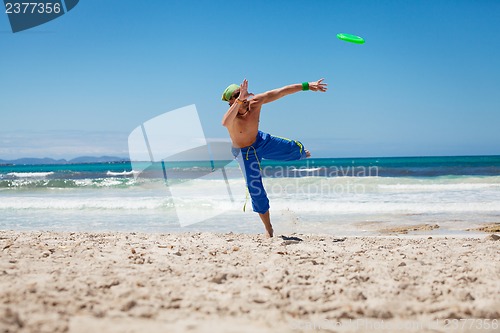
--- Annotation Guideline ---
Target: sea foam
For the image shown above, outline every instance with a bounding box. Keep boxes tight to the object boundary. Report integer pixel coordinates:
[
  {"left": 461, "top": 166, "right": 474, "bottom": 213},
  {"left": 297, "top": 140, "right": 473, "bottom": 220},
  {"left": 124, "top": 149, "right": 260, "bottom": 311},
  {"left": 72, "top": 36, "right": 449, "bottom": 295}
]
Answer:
[{"left": 7, "top": 172, "right": 54, "bottom": 178}]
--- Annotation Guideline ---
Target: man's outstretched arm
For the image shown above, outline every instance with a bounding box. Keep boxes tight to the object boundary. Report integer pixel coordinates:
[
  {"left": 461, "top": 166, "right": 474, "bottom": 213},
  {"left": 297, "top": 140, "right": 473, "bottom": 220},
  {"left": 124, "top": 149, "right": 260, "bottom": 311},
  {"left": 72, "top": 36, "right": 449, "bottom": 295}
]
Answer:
[{"left": 253, "top": 78, "right": 327, "bottom": 105}]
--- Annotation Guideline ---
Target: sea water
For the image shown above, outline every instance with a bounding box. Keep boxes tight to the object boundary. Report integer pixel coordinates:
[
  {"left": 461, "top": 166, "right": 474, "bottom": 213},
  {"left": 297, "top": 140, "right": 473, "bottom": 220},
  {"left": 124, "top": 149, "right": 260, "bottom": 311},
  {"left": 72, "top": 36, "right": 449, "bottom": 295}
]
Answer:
[{"left": 1, "top": 156, "right": 499, "bottom": 235}]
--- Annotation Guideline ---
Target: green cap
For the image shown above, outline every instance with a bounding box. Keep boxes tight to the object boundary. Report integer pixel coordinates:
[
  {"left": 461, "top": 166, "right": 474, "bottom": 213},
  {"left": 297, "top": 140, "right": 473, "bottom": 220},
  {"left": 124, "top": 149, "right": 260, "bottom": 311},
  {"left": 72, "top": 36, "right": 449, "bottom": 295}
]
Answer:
[{"left": 221, "top": 84, "right": 239, "bottom": 102}]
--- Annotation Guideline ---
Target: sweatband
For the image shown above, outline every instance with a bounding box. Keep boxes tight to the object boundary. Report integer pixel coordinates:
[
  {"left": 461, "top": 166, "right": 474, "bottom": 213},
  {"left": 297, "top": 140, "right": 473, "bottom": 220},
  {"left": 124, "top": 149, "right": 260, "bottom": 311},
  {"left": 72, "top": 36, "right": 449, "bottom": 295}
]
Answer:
[{"left": 302, "top": 82, "right": 309, "bottom": 91}]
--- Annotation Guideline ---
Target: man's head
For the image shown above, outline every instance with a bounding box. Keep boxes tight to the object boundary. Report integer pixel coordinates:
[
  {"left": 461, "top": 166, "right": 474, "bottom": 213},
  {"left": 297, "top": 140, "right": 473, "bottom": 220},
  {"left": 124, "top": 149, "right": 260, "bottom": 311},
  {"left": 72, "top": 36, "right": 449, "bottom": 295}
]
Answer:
[{"left": 221, "top": 84, "right": 240, "bottom": 105}]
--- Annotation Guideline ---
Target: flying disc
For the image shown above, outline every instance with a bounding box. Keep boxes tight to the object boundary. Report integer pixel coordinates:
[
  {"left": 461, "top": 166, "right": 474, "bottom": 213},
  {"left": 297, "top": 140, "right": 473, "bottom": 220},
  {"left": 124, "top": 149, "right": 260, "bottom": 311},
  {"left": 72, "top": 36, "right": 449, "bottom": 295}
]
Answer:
[{"left": 337, "top": 33, "right": 365, "bottom": 44}]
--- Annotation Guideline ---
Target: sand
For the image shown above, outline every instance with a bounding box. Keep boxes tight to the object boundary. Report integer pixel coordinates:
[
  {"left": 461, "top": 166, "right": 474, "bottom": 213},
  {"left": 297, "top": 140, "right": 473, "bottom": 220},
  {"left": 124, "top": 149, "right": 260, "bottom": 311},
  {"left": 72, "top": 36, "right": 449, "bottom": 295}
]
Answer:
[{"left": 1, "top": 231, "right": 499, "bottom": 333}]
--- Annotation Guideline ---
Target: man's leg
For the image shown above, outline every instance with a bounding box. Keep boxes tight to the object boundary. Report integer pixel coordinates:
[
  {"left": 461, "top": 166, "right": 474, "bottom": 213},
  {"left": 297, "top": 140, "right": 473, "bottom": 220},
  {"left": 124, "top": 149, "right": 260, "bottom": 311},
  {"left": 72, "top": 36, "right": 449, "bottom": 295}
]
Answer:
[
  {"left": 258, "top": 210, "right": 273, "bottom": 237},
  {"left": 260, "top": 133, "right": 309, "bottom": 161},
  {"left": 255, "top": 134, "right": 309, "bottom": 237},
  {"left": 234, "top": 148, "right": 273, "bottom": 236}
]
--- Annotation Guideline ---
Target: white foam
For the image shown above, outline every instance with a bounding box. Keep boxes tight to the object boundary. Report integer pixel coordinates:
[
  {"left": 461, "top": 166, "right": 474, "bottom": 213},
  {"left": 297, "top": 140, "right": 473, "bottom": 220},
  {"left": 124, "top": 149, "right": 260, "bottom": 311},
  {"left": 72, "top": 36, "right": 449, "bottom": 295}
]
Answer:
[
  {"left": 0, "top": 196, "right": 168, "bottom": 210},
  {"left": 289, "top": 167, "right": 323, "bottom": 172},
  {"left": 378, "top": 183, "right": 500, "bottom": 191},
  {"left": 7, "top": 172, "right": 54, "bottom": 178},
  {"left": 268, "top": 200, "right": 500, "bottom": 215},
  {"left": 106, "top": 170, "right": 139, "bottom": 177}
]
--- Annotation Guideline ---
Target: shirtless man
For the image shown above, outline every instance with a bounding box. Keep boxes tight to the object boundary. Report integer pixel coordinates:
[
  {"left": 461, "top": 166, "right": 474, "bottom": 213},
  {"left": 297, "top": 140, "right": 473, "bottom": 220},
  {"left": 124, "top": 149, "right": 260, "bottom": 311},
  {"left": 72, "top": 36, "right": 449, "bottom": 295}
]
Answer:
[{"left": 221, "top": 79, "right": 328, "bottom": 237}]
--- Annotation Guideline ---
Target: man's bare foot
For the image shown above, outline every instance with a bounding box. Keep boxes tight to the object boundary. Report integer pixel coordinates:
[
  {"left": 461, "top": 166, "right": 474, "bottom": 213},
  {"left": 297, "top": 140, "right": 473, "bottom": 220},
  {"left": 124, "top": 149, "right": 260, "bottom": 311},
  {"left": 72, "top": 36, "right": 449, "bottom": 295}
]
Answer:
[
  {"left": 305, "top": 149, "right": 311, "bottom": 158},
  {"left": 265, "top": 227, "right": 274, "bottom": 238}
]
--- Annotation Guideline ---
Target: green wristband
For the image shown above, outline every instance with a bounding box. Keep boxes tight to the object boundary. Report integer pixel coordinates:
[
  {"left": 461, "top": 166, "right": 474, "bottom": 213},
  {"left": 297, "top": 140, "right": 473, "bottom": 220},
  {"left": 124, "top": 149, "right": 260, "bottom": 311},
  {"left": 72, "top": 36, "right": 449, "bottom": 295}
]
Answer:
[{"left": 302, "top": 82, "right": 309, "bottom": 91}]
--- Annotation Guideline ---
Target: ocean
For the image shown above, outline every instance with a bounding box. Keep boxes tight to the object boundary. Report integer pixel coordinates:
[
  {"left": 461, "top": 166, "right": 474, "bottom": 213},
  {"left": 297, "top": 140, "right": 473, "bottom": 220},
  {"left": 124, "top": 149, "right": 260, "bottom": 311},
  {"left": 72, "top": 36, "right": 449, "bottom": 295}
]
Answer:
[{"left": 1, "top": 156, "right": 499, "bottom": 236}]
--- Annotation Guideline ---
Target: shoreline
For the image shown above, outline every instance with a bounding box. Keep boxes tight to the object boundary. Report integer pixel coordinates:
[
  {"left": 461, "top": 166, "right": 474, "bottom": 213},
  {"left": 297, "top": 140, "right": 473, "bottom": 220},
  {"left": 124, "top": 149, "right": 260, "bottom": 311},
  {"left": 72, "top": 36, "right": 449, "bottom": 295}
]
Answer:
[
  {"left": 1, "top": 230, "right": 499, "bottom": 332},
  {"left": 1, "top": 221, "right": 498, "bottom": 238}
]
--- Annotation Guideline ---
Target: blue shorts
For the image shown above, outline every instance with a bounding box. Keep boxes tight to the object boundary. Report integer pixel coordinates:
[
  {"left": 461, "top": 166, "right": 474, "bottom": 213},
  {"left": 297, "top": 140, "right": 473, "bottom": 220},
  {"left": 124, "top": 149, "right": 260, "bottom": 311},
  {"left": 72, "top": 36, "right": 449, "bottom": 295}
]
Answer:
[{"left": 232, "top": 131, "right": 307, "bottom": 214}]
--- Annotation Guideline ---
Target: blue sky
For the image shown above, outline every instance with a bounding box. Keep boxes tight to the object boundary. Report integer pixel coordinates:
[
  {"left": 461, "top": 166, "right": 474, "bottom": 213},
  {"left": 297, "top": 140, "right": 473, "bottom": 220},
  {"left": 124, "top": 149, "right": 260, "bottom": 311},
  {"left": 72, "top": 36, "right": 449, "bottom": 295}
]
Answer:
[{"left": 1, "top": 0, "right": 499, "bottom": 159}]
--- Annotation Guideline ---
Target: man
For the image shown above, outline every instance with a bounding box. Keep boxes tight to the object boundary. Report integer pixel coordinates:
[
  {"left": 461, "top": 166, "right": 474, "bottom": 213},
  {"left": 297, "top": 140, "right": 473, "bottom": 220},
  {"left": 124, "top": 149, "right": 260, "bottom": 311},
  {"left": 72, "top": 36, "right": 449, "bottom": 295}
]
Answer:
[{"left": 221, "top": 79, "right": 328, "bottom": 237}]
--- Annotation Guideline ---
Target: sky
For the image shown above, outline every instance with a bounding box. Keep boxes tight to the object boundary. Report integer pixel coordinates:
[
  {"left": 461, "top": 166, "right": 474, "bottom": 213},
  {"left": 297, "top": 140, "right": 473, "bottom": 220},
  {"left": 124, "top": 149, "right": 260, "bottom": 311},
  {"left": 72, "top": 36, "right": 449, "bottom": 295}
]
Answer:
[{"left": 1, "top": 0, "right": 499, "bottom": 159}]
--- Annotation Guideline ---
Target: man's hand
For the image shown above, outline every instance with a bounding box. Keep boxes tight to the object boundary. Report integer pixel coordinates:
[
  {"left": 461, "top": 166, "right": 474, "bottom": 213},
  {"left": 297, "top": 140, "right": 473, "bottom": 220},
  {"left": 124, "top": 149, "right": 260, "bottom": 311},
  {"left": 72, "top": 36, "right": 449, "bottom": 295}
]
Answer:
[
  {"left": 239, "top": 79, "right": 254, "bottom": 101},
  {"left": 309, "top": 78, "right": 328, "bottom": 92}
]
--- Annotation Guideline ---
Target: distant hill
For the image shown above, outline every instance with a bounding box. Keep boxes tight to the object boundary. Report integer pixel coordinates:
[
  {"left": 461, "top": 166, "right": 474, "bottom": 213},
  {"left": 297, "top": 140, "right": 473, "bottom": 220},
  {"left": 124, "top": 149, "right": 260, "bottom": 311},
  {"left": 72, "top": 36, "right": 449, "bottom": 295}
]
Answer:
[
  {"left": 0, "top": 156, "right": 129, "bottom": 165},
  {"left": 68, "top": 156, "right": 129, "bottom": 164}
]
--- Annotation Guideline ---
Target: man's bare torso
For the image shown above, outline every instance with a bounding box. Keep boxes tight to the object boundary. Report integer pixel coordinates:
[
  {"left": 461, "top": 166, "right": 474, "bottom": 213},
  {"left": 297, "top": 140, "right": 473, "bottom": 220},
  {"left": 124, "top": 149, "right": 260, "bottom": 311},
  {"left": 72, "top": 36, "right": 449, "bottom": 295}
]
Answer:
[{"left": 226, "top": 101, "right": 262, "bottom": 148}]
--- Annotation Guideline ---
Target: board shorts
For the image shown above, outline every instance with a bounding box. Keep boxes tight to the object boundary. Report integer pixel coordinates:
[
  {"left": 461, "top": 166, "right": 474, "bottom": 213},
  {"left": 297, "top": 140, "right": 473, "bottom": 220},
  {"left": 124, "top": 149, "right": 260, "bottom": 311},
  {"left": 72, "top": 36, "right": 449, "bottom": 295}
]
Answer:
[{"left": 232, "top": 131, "right": 307, "bottom": 214}]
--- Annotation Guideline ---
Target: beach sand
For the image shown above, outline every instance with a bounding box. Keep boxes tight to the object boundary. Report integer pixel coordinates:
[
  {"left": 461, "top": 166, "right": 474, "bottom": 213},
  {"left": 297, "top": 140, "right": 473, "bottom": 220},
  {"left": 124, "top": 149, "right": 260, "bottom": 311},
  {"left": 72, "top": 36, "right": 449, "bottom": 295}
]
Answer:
[{"left": 1, "top": 230, "right": 499, "bottom": 333}]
